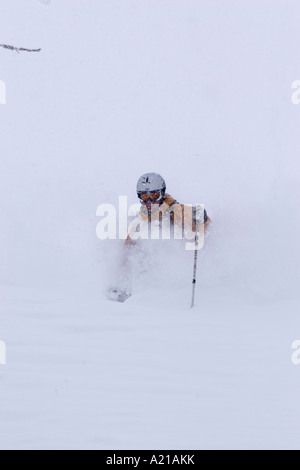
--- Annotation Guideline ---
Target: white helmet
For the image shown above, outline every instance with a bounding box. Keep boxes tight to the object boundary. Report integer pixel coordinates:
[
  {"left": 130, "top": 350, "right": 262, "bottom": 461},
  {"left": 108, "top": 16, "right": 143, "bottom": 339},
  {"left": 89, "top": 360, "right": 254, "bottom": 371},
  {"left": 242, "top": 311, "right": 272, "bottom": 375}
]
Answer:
[{"left": 136, "top": 172, "right": 166, "bottom": 197}]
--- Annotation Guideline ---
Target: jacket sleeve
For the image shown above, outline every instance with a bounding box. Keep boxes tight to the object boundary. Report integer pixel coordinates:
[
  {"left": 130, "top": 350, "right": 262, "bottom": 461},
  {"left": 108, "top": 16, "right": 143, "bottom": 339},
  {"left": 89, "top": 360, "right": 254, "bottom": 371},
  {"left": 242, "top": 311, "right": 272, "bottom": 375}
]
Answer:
[{"left": 172, "top": 204, "right": 210, "bottom": 231}]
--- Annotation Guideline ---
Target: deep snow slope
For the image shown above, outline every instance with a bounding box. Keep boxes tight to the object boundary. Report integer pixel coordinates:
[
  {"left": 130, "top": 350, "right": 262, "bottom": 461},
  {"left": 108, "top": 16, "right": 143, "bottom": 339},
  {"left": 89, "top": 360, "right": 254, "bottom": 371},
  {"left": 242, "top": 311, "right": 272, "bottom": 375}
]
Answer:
[
  {"left": 0, "top": 0, "right": 300, "bottom": 450},
  {"left": 0, "top": 283, "right": 300, "bottom": 450}
]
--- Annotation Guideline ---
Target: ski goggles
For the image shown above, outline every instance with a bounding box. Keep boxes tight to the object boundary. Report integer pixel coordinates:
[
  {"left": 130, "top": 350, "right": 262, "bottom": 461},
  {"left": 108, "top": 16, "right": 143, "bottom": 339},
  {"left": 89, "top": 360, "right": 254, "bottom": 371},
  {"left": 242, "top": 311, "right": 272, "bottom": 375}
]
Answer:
[{"left": 138, "top": 191, "right": 162, "bottom": 203}]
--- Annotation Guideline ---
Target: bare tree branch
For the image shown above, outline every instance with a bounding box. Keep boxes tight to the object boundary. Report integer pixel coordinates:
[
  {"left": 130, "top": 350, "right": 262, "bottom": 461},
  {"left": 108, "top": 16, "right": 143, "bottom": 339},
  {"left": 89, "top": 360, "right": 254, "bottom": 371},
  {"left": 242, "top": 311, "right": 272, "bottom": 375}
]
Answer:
[{"left": 0, "top": 44, "right": 41, "bottom": 54}]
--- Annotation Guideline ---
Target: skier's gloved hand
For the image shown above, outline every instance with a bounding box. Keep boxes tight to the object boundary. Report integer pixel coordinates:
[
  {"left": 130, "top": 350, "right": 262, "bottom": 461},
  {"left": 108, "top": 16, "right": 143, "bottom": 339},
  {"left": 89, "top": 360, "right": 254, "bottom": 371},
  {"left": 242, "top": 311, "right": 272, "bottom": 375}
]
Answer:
[{"left": 192, "top": 205, "right": 208, "bottom": 227}]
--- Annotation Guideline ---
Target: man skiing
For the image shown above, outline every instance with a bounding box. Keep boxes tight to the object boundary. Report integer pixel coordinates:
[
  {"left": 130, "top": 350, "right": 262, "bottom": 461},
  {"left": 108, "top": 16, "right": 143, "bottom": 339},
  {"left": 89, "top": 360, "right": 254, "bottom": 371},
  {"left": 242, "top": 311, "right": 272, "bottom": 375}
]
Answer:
[
  {"left": 125, "top": 172, "right": 211, "bottom": 245},
  {"left": 108, "top": 172, "right": 211, "bottom": 302}
]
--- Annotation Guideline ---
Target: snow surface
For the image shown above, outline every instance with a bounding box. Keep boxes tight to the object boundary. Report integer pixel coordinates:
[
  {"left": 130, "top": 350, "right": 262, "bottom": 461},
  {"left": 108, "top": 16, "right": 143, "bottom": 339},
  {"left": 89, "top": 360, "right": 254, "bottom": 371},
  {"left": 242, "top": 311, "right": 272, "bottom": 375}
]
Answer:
[{"left": 0, "top": 0, "right": 300, "bottom": 450}]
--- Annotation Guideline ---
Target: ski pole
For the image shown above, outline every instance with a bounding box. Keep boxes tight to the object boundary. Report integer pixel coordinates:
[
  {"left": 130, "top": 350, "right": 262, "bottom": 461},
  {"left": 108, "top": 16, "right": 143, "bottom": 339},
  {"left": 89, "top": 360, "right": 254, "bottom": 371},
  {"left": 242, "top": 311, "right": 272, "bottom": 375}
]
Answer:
[{"left": 191, "top": 205, "right": 201, "bottom": 308}]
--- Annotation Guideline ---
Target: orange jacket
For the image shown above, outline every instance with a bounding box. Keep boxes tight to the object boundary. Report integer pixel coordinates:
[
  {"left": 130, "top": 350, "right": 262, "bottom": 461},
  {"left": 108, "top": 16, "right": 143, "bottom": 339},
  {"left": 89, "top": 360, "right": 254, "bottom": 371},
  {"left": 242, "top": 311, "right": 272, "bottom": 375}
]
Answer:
[{"left": 126, "top": 193, "right": 210, "bottom": 244}]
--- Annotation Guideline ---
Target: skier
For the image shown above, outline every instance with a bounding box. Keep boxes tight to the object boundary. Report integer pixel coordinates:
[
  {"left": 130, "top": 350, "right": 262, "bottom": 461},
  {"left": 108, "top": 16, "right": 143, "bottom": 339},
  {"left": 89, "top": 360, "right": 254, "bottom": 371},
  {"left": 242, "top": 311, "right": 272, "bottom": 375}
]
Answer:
[
  {"left": 108, "top": 172, "right": 211, "bottom": 302},
  {"left": 125, "top": 172, "right": 211, "bottom": 245}
]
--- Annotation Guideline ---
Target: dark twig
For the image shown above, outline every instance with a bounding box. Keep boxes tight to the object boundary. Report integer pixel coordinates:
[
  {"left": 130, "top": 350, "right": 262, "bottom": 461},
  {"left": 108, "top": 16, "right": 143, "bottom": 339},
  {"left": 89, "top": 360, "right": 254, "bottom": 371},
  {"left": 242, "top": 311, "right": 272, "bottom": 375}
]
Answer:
[{"left": 0, "top": 44, "right": 41, "bottom": 54}]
